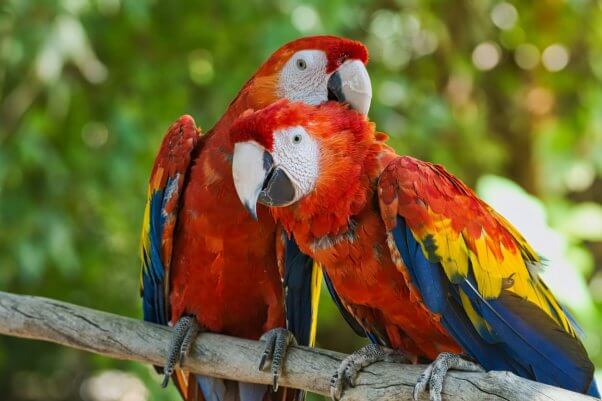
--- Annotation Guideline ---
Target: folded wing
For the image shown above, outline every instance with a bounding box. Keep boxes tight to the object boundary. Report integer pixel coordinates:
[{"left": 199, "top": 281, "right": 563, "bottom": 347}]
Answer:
[
  {"left": 139, "top": 115, "right": 203, "bottom": 399},
  {"left": 378, "top": 156, "right": 595, "bottom": 394}
]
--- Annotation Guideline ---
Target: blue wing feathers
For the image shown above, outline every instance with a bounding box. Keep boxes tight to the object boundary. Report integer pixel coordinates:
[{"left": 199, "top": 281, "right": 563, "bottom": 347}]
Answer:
[
  {"left": 391, "top": 221, "right": 446, "bottom": 313},
  {"left": 391, "top": 216, "right": 596, "bottom": 395},
  {"left": 283, "top": 237, "right": 316, "bottom": 346},
  {"left": 142, "top": 189, "right": 169, "bottom": 325}
]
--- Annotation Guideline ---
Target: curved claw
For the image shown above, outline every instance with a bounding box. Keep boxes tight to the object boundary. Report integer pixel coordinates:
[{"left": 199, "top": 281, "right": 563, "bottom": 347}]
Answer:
[
  {"left": 257, "top": 328, "right": 297, "bottom": 392},
  {"left": 161, "top": 316, "right": 201, "bottom": 388},
  {"left": 330, "top": 344, "right": 407, "bottom": 401},
  {"left": 330, "top": 372, "right": 343, "bottom": 401},
  {"left": 413, "top": 352, "right": 484, "bottom": 401}
]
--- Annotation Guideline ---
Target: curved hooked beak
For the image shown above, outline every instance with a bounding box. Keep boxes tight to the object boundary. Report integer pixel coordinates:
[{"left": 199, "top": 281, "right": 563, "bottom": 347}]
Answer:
[
  {"left": 232, "top": 142, "right": 296, "bottom": 220},
  {"left": 327, "top": 59, "right": 372, "bottom": 115}
]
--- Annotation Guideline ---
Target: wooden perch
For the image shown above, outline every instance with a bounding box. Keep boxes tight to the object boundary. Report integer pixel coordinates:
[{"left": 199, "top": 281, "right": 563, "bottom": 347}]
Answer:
[{"left": 0, "top": 290, "right": 596, "bottom": 401}]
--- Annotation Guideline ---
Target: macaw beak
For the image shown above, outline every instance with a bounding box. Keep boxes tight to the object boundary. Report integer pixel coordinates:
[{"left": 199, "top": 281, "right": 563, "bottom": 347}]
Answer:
[
  {"left": 232, "top": 141, "right": 296, "bottom": 220},
  {"left": 328, "top": 59, "right": 372, "bottom": 115}
]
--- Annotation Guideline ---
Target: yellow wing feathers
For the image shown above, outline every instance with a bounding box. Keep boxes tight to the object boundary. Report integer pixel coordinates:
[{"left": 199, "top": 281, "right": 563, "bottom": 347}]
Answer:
[
  {"left": 308, "top": 262, "right": 322, "bottom": 347},
  {"left": 417, "top": 206, "right": 574, "bottom": 336}
]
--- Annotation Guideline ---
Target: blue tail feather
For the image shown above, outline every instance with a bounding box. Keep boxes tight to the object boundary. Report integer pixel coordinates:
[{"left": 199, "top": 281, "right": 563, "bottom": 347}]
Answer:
[{"left": 196, "top": 375, "right": 228, "bottom": 401}]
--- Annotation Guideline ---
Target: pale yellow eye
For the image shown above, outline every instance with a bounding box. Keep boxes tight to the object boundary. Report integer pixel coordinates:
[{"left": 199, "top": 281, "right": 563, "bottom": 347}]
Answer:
[{"left": 296, "top": 58, "right": 307, "bottom": 70}]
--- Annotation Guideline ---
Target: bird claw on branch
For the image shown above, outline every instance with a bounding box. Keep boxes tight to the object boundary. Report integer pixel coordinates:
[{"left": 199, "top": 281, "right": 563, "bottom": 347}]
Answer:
[
  {"left": 257, "top": 327, "right": 297, "bottom": 391},
  {"left": 161, "top": 315, "right": 201, "bottom": 387},
  {"left": 330, "top": 344, "right": 408, "bottom": 401},
  {"left": 413, "top": 352, "right": 485, "bottom": 401}
]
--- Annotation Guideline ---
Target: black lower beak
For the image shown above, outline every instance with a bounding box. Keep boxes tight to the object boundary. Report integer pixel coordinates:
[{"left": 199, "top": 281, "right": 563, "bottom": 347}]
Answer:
[
  {"left": 327, "top": 71, "right": 345, "bottom": 102},
  {"left": 258, "top": 167, "right": 296, "bottom": 207}
]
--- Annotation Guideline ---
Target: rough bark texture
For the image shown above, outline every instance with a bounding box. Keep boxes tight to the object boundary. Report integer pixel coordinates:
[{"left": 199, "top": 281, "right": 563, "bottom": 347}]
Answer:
[{"left": 0, "top": 291, "right": 596, "bottom": 401}]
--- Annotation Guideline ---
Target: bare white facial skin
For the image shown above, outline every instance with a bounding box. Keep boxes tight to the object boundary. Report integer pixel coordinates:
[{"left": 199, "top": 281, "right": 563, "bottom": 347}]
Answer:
[
  {"left": 271, "top": 126, "right": 320, "bottom": 203},
  {"left": 277, "top": 50, "right": 328, "bottom": 105}
]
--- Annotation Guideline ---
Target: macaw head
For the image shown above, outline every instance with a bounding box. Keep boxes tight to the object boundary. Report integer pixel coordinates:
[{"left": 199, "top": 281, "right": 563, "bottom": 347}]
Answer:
[
  {"left": 242, "top": 35, "right": 372, "bottom": 115},
  {"left": 230, "top": 100, "right": 375, "bottom": 220}
]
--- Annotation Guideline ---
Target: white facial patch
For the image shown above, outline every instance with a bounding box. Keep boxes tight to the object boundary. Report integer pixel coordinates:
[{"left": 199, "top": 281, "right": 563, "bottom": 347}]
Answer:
[
  {"left": 272, "top": 126, "right": 320, "bottom": 201},
  {"left": 277, "top": 50, "right": 328, "bottom": 105}
]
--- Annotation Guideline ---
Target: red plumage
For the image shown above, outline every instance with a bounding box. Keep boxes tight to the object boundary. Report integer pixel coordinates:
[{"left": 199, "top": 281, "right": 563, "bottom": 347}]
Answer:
[
  {"left": 231, "top": 101, "right": 461, "bottom": 360},
  {"left": 229, "top": 101, "right": 595, "bottom": 396},
  {"left": 141, "top": 37, "right": 369, "bottom": 401}
]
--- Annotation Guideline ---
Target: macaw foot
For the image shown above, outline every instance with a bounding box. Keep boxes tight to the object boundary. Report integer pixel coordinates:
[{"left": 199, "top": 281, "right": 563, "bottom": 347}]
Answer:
[
  {"left": 257, "top": 328, "right": 297, "bottom": 391},
  {"left": 161, "top": 316, "right": 201, "bottom": 388},
  {"left": 330, "top": 344, "right": 408, "bottom": 401},
  {"left": 413, "top": 352, "right": 484, "bottom": 401}
]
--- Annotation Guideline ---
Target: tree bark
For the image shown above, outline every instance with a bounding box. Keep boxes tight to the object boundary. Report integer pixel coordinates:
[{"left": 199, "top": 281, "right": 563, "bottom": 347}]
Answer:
[{"left": 0, "top": 291, "right": 596, "bottom": 401}]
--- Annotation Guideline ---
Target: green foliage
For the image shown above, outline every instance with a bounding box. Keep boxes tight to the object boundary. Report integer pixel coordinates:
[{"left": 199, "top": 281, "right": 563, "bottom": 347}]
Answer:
[{"left": 1, "top": 0, "right": 601, "bottom": 400}]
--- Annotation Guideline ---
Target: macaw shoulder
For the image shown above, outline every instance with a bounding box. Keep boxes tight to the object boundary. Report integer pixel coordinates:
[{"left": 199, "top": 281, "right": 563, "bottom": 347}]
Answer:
[
  {"left": 150, "top": 115, "right": 203, "bottom": 184},
  {"left": 378, "top": 156, "right": 517, "bottom": 245}
]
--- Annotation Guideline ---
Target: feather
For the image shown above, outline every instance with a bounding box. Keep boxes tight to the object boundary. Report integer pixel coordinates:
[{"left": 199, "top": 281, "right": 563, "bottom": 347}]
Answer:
[
  {"left": 322, "top": 270, "right": 367, "bottom": 337},
  {"left": 379, "top": 156, "right": 596, "bottom": 394},
  {"left": 239, "top": 383, "right": 269, "bottom": 401},
  {"left": 282, "top": 236, "right": 322, "bottom": 346}
]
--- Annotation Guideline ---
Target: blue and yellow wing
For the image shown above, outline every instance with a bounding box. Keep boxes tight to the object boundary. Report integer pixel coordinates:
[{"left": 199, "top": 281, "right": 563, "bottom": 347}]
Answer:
[
  {"left": 139, "top": 115, "right": 203, "bottom": 400},
  {"left": 378, "top": 156, "right": 596, "bottom": 395},
  {"left": 140, "top": 115, "right": 202, "bottom": 326},
  {"left": 276, "top": 229, "right": 322, "bottom": 347}
]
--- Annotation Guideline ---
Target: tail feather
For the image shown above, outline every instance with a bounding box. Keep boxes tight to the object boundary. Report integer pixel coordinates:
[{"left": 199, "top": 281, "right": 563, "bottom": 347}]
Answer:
[
  {"left": 238, "top": 383, "right": 268, "bottom": 401},
  {"left": 195, "top": 376, "right": 236, "bottom": 401},
  {"left": 173, "top": 370, "right": 303, "bottom": 401}
]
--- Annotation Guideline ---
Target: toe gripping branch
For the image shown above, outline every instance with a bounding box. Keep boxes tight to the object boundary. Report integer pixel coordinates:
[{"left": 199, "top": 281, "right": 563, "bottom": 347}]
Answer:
[
  {"left": 162, "top": 316, "right": 201, "bottom": 388},
  {"left": 413, "top": 352, "right": 484, "bottom": 401},
  {"left": 258, "top": 328, "right": 298, "bottom": 391},
  {"left": 330, "top": 344, "right": 408, "bottom": 400}
]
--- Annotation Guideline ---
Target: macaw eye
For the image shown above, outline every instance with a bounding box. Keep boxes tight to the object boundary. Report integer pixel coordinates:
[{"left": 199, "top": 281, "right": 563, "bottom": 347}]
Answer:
[
  {"left": 292, "top": 134, "right": 302, "bottom": 144},
  {"left": 296, "top": 58, "right": 307, "bottom": 71}
]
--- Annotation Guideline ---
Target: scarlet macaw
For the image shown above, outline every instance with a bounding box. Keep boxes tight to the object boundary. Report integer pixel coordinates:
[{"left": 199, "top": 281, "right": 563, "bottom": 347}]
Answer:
[
  {"left": 230, "top": 100, "right": 599, "bottom": 401},
  {"left": 139, "top": 37, "right": 372, "bottom": 401}
]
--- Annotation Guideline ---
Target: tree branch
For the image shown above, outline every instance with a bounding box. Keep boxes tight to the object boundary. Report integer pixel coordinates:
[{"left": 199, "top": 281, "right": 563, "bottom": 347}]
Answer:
[{"left": 0, "top": 291, "right": 595, "bottom": 401}]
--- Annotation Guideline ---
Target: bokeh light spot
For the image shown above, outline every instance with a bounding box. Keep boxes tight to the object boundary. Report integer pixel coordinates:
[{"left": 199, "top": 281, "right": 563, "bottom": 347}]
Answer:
[
  {"left": 80, "top": 370, "right": 148, "bottom": 401},
  {"left": 381, "top": 41, "right": 411, "bottom": 70},
  {"left": 378, "top": 80, "right": 406, "bottom": 107},
  {"left": 472, "top": 41, "right": 501, "bottom": 71},
  {"left": 370, "top": 10, "right": 401, "bottom": 39},
  {"left": 412, "top": 29, "right": 439, "bottom": 56},
  {"left": 291, "top": 5, "right": 319, "bottom": 32},
  {"left": 82, "top": 122, "right": 109, "bottom": 149},
  {"left": 188, "top": 49, "right": 214, "bottom": 85},
  {"left": 491, "top": 2, "right": 518, "bottom": 30},
  {"left": 525, "top": 87, "right": 554, "bottom": 115},
  {"left": 542, "top": 44, "right": 570, "bottom": 72},
  {"left": 565, "top": 161, "right": 595, "bottom": 192}
]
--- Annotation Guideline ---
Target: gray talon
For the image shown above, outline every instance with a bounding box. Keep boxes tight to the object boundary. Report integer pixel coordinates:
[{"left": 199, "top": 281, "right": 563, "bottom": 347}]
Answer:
[
  {"left": 330, "top": 344, "right": 408, "bottom": 401},
  {"left": 413, "top": 352, "right": 484, "bottom": 401},
  {"left": 180, "top": 320, "right": 200, "bottom": 361},
  {"left": 162, "top": 316, "right": 201, "bottom": 388},
  {"left": 257, "top": 328, "right": 297, "bottom": 392}
]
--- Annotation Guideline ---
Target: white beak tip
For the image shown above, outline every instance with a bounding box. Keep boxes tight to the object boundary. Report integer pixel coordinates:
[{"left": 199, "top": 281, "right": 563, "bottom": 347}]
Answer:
[{"left": 245, "top": 201, "right": 259, "bottom": 221}]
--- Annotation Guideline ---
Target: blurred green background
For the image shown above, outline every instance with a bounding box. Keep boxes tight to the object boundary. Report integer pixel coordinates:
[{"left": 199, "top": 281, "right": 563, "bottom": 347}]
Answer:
[{"left": 1, "top": 0, "right": 602, "bottom": 400}]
